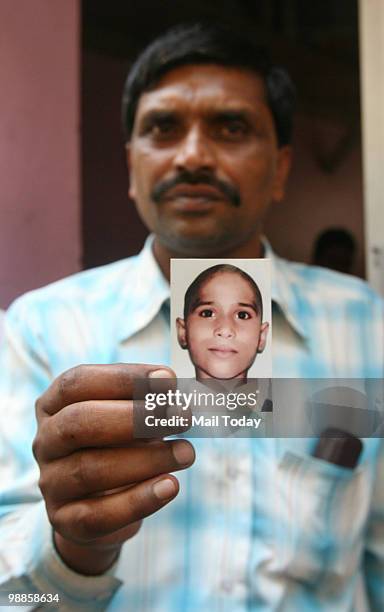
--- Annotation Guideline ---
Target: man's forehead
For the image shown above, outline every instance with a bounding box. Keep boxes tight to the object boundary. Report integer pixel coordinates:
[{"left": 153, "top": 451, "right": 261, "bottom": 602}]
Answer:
[{"left": 135, "top": 63, "right": 268, "bottom": 115}]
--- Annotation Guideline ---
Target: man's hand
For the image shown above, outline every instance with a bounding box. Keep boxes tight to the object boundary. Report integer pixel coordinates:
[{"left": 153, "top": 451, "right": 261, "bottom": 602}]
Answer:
[{"left": 32, "top": 364, "right": 195, "bottom": 575}]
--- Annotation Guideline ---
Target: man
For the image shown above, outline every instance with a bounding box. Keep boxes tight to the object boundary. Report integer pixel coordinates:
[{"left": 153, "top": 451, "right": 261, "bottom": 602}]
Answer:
[
  {"left": 312, "top": 227, "right": 357, "bottom": 274},
  {"left": 0, "top": 24, "right": 383, "bottom": 611}
]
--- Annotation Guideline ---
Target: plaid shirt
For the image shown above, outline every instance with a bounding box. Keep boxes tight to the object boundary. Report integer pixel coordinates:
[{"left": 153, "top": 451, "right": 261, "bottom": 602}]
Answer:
[{"left": 0, "top": 236, "right": 383, "bottom": 611}]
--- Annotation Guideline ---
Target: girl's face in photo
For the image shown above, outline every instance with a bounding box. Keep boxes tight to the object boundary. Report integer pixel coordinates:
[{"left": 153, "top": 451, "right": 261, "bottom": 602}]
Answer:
[{"left": 177, "top": 271, "right": 269, "bottom": 381}]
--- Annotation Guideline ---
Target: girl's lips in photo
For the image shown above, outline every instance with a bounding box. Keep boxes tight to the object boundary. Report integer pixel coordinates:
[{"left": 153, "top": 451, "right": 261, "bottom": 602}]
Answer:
[{"left": 208, "top": 347, "right": 238, "bottom": 359}]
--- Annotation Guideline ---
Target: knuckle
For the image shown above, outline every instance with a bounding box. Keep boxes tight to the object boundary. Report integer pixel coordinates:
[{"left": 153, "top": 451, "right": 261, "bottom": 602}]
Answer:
[
  {"left": 58, "top": 365, "right": 88, "bottom": 403},
  {"left": 153, "top": 441, "right": 178, "bottom": 469},
  {"left": 34, "top": 395, "right": 44, "bottom": 415},
  {"left": 128, "top": 520, "right": 143, "bottom": 538},
  {"left": 37, "top": 472, "right": 49, "bottom": 498},
  {"left": 32, "top": 434, "right": 41, "bottom": 460},
  {"left": 51, "top": 502, "right": 100, "bottom": 542},
  {"left": 55, "top": 404, "right": 86, "bottom": 448},
  {"left": 55, "top": 416, "right": 77, "bottom": 448},
  {"left": 115, "top": 365, "right": 133, "bottom": 392},
  {"left": 32, "top": 420, "right": 52, "bottom": 461},
  {"left": 58, "top": 367, "right": 77, "bottom": 398},
  {"left": 72, "top": 504, "right": 102, "bottom": 541},
  {"left": 125, "top": 486, "right": 149, "bottom": 521},
  {"left": 37, "top": 464, "right": 59, "bottom": 503},
  {"left": 70, "top": 451, "right": 92, "bottom": 492},
  {"left": 48, "top": 505, "right": 67, "bottom": 536},
  {"left": 46, "top": 503, "right": 60, "bottom": 530},
  {"left": 154, "top": 442, "right": 177, "bottom": 469}
]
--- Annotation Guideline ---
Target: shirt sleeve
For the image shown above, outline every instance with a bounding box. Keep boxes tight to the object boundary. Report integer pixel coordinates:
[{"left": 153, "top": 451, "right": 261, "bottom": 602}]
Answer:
[
  {"left": 0, "top": 296, "right": 122, "bottom": 609},
  {"left": 364, "top": 439, "right": 384, "bottom": 611},
  {"left": 363, "top": 294, "right": 384, "bottom": 610},
  {"left": 0, "top": 501, "right": 122, "bottom": 611}
]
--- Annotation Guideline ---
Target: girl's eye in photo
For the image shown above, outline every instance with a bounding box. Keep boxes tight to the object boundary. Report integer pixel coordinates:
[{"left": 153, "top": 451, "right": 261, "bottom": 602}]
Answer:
[
  {"left": 199, "top": 309, "right": 214, "bottom": 318},
  {"left": 237, "top": 311, "right": 251, "bottom": 320}
]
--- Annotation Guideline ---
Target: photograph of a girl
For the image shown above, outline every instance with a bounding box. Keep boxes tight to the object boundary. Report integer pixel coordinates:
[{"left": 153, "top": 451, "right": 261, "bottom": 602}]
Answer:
[{"left": 175, "top": 263, "right": 270, "bottom": 383}]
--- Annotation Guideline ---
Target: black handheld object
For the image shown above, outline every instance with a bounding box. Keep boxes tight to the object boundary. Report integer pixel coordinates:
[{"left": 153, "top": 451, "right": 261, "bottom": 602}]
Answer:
[{"left": 313, "top": 427, "right": 363, "bottom": 469}]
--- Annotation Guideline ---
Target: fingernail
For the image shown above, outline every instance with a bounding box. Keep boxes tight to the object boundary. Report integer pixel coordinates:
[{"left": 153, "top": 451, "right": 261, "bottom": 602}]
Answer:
[
  {"left": 153, "top": 478, "right": 176, "bottom": 501},
  {"left": 172, "top": 440, "right": 195, "bottom": 466},
  {"left": 148, "top": 369, "right": 172, "bottom": 378}
]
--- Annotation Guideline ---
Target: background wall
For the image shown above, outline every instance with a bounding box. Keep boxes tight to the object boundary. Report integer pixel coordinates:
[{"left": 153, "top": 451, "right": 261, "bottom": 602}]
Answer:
[
  {"left": 82, "top": 50, "right": 145, "bottom": 267},
  {"left": 265, "top": 115, "right": 364, "bottom": 273},
  {"left": 0, "top": 0, "right": 81, "bottom": 308},
  {"left": 359, "top": 0, "right": 384, "bottom": 294}
]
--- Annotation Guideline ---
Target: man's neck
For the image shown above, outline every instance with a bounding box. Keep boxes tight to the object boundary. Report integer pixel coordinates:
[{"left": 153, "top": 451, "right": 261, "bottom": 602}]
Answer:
[{"left": 152, "top": 235, "right": 264, "bottom": 281}]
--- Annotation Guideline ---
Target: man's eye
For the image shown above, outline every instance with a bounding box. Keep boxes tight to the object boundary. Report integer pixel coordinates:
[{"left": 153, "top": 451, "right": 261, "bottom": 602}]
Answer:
[
  {"left": 237, "top": 311, "right": 251, "bottom": 320},
  {"left": 217, "top": 120, "right": 248, "bottom": 140},
  {"left": 141, "top": 118, "right": 180, "bottom": 140},
  {"left": 199, "top": 309, "right": 214, "bottom": 318},
  {"left": 226, "top": 121, "right": 246, "bottom": 133},
  {"left": 151, "top": 121, "right": 178, "bottom": 137}
]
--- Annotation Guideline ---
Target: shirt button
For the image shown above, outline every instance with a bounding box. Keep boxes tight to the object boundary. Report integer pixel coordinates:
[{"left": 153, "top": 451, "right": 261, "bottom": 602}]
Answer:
[
  {"left": 96, "top": 593, "right": 108, "bottom": 600},
  {"left": 227, "top": 466, "right": 239, "bottom": 479},
  {"left": 220, "top": 579, "right": 233, "bottom": 593}
]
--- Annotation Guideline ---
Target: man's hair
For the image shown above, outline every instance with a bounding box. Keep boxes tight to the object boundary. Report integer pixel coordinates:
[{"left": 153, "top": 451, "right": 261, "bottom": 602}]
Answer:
[
  {"left": 183, "top": 264, "right": 263, "bottom": 321},
  {"left": 122, "top": 23, "right": 296, "bottom": 147}
]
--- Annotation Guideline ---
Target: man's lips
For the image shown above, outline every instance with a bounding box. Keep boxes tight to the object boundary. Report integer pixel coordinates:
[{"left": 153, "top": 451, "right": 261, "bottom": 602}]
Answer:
[
  {"left": 162, "top": 184, "right": 225, "bottom": 201},
  {"left": 151, "top": 171, "right": 241, "bottom": 207}
]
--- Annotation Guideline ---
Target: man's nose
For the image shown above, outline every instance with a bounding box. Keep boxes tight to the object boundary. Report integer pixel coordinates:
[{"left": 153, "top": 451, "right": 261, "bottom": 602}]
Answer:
[{"left": 173, "top": 125, "right": 216, "bottom": 172}]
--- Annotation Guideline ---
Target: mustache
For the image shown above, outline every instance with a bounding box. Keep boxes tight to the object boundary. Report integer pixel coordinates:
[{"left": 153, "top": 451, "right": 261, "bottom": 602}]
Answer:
[{"left": 151, "top": 170, "right": 241, "bottom": 208}]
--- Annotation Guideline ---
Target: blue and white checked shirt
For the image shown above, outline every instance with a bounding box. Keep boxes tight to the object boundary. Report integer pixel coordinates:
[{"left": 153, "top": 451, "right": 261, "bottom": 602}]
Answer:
[{"left": 0, "top": 236, "right": 383, "bottom": 611}]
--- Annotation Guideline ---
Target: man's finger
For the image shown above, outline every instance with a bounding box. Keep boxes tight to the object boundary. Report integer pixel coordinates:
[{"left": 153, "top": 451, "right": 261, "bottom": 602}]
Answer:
[
  {"left": 40, "top": 440, "right": 195, "bottom": 501},
  {"left": 36, "top": 363, "right": 175, "bottom": 417},
  {"left": 51, "top": 474, "right": 180, "bottom": 544},
  {"left": 33, "top": 400, "right": 188, "bottom": 460}
]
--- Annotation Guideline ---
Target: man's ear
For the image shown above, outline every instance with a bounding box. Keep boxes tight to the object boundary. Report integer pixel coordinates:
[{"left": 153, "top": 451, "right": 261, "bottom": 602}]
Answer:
[
  {"left": 272, "top": 145, "right": 292, "bottom": 203},
  {"left": 257, "top": 322, "right": 270, "bottom": 353},
  {"left": 176, "top": 317, "right": 188, "bottom": 349},
  {"left": 125, "top": 142, "right": 136, "bottom": 201}
]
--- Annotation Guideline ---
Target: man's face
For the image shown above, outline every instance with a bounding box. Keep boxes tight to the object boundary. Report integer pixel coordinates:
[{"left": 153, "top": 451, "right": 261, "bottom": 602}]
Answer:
[
  {"left": 177, "top": 271, "right": 269, "bottom": 380},
  {"left": 128, "top": 64, "right": 291, "bottom": 256}
]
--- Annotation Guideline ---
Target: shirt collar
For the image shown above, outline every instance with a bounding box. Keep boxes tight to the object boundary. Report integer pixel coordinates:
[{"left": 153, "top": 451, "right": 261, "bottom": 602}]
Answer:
[
  {"left": 117, "top": 234, "right": 307, "bottom": 342},
  {"left": 263, "top": 238, "right": 308, "bottom": 339},
  {"left": 117, "top": 234, "right": 170, "bottom": 342}
]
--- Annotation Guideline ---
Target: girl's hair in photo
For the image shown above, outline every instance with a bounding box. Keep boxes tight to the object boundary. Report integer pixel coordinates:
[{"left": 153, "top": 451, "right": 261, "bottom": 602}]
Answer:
[{"left": 183, "top": 264, "right": 263, "bottom": 320}]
